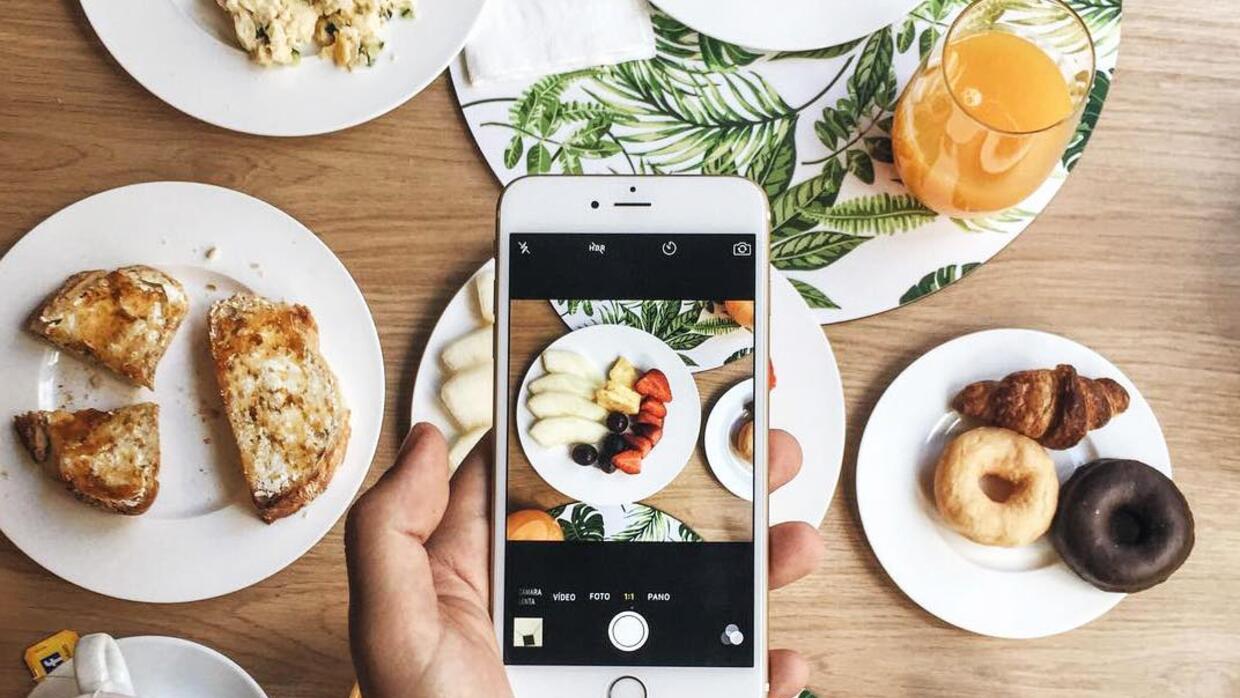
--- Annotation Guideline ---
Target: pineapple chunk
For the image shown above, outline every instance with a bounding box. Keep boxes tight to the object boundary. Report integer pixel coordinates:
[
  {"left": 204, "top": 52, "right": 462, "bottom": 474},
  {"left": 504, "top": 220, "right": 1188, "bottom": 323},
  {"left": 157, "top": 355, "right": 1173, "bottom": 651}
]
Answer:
[
  {"left": 595, "top": 383, "right": 642, "bottom": 415},
  {"left": 608, "top": 356, "right": 640, "bottom": 389}
]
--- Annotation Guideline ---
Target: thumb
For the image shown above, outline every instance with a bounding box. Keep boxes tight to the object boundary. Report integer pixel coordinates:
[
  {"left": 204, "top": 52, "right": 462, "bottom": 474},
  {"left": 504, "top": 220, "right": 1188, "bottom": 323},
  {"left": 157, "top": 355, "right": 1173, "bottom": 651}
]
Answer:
[{"left": 346, "top": 423, "right": 452, "bottom": 688}]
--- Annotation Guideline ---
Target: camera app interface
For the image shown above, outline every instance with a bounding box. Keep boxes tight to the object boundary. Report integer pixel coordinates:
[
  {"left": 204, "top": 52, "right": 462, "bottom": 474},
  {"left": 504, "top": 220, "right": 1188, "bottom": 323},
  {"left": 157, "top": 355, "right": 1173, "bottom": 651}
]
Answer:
[{"left": 504, "top": 233, "right": 758, "bottom": 667}]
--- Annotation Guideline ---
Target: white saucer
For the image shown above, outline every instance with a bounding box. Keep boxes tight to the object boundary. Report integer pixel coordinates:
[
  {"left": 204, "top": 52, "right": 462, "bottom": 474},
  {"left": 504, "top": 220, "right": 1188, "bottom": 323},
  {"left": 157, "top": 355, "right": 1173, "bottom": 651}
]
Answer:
[
  {"left": 703, "top": 379, "right": 755, "bottom": 502},
  {"left": 515, "top": 325, "right": 701, "bottom": 507},
  {"left": 0, "top": 182, "right": 385, "bottom": 602},
  {"left": 856, "top": 328, "right": 1172, "bottom": 639},
  {"left": 29, "top": 636, "right": 265, "bottom": 698},
  {"left": 651, "top": 0, "right": 920, "bottom": 52},
  {"left": 80, "top": 0, "right": 489, "bottom": 136}
]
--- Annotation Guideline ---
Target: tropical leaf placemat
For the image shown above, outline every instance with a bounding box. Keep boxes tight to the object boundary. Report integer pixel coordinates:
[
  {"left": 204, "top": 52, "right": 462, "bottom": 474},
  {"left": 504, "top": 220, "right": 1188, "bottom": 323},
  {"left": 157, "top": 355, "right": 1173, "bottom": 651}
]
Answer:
[
  {"left": 554, "top": 298, "right": 752, "bottom": 371},
  {"left": 547, "top": 502, "right": 704, "bottom": 542},
  {"left": 450, "top": 0, "right": 1121, "bottom": 324}
]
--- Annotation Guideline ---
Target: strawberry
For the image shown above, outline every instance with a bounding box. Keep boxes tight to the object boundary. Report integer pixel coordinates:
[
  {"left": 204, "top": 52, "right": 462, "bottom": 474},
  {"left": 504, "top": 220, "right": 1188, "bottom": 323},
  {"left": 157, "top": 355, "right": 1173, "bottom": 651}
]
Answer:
[
  {"left": 623, "top": 433, "right": 654, "bottom": 457},
  {"left": 634, "top": 369, "right": 673, "bottom": 402},
  {"left": 634, "top": 411, "right": 664, "bottom": 428},
  {"left": 639, "top": 397, "right": 667, "bottom": 418},
  {"left": 633, "top": 423, "right": 663, "bottom": 446},
  {"left": 611, "top": 449, "right": 643, "bottom": 474}
]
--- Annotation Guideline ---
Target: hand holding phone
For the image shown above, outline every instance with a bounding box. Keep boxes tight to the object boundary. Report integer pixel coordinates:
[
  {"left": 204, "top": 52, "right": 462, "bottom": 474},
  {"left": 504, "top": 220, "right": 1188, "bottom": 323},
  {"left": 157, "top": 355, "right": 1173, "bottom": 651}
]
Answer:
[
  {"left": 345, "top": 177, "right": 825, "bottom": 698},
  {"left": 346, "top": 424, "right": 820, "bottom": 698}
]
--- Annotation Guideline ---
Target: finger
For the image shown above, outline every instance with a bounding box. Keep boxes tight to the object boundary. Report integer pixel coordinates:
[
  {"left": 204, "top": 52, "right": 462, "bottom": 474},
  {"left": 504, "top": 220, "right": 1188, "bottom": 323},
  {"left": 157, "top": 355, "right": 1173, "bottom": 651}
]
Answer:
[
  {"left": 768, "top": 649, "right": 811, "bottom": 698},
  {"left": 346, "top": 424, "right": 451, "bottom": 685},
  {"left": 769, "top": 521, "right": 824, "bottom": 589},
  {"left": 427, "top": 430, "right": 494, "bottom": 596},
  {"left": 768, "top": 429, "right": 803, "bottom": 493}
]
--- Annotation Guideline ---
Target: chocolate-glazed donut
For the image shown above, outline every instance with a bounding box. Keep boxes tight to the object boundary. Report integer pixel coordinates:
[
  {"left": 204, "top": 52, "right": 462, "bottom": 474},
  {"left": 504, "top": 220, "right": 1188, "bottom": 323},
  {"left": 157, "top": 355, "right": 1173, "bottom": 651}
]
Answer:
[{"left": 1051, "top": 459, "right": 1194, "bottom": 593}]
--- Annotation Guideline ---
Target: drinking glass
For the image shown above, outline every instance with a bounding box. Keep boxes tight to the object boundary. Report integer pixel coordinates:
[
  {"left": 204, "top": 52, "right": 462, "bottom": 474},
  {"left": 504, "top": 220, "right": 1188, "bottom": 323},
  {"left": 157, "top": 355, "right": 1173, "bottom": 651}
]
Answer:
[{"left": 891, "top": 0, "right": 1096, "bottom": 217}]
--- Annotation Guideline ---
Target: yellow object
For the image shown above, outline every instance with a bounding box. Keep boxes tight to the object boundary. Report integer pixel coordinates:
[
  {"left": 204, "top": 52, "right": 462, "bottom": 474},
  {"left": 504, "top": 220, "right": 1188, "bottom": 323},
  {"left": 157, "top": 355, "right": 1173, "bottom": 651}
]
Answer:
[
  {"left": 595, "top": 384, "right": 642, "bottom": 415},
  {"left": 607, "top": 356, "right": 640, "bottom": 389},
  {"left": 507, "top": 510, "right": 565, "bottom": 541},
  {"left": 349, "top": 683, "right": 362, "bottom": 698},
  {"left": 25, "top": 629, "right": 79, "bottom": 680},
  {"left": 892, "top": 7, "right": 1092, "bottom": 217}
]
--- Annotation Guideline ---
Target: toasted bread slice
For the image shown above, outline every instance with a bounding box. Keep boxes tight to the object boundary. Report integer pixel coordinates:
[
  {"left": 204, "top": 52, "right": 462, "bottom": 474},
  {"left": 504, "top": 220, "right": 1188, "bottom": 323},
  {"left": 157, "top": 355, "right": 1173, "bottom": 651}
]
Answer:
[
  {"left": 13, "top": 403, "right": 161, "bottom": 515},
  {"left": 208, "top": 294, "right": 350, "bottom": 523},
  {"left": 28, "top": 266, "right": 189, "bottom": 389}
]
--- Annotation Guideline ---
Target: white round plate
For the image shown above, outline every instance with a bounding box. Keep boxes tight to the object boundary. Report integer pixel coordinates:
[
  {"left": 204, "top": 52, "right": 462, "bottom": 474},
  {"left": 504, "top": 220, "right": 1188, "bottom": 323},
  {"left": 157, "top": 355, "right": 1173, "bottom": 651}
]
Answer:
[
  {"left": 80, "top": 0, "right": 490, "bottom": 136},
  {"left": 411, "top": 262, "right": 846, "bottom": 527},
  {"left": 703, "top": 379, "right": 755, "bottom": 502},
  {"left": 0, "top": 182, "right": 384, "bottom": 602},
  {"left": 651, "top": 0, "right": 920, "bottom": 51},
  {"left": 29, "top": 636, "right": 266, "bottom": 698},
  {"left": 516, "top": 324, "right": 701, "bottom": 507},
  {"left": 856, "top": 328, "right": 1171, "bottom": 639}
]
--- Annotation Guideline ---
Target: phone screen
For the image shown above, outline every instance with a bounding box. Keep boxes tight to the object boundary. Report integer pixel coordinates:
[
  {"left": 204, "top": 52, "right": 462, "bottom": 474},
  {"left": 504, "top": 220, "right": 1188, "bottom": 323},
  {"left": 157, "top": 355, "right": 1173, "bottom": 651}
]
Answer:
[{"left": 503, "top": 232, "right": 759, "bottom": 668}]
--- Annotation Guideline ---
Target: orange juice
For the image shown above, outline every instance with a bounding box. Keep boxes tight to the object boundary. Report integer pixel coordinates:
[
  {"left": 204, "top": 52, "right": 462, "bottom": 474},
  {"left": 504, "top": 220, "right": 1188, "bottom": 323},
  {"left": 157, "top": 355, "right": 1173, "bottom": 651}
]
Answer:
[{"left": 893, "top": 30, "right": 1080, "bottom": 217}]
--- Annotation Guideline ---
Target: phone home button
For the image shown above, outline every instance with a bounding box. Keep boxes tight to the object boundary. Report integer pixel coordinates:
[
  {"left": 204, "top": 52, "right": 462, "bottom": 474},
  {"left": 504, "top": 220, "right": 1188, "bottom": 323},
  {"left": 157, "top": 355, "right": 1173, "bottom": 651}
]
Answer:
[
  {"left": 608, "top": 611, "right": 649, "bottom": 652},
  {"left": 608, "top": 676, "right": 647, "bottom": 698}
]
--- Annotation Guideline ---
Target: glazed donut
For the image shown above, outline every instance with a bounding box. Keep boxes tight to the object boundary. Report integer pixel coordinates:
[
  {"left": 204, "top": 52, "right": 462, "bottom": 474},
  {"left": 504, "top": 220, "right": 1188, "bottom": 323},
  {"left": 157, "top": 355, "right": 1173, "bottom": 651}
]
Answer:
[
  {"left": 1051, "top": 459, "right": 1194, "bottom": 593},
  {"left": 934, "top": 427, "right": 1059, "bottom": 547}
]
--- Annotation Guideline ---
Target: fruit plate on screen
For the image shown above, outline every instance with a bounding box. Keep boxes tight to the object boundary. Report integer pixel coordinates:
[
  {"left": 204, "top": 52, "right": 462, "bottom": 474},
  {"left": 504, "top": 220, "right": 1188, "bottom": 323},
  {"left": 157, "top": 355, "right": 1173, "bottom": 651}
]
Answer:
[{"left": 516, "top": 325, "right": 701, "bottom": 507}]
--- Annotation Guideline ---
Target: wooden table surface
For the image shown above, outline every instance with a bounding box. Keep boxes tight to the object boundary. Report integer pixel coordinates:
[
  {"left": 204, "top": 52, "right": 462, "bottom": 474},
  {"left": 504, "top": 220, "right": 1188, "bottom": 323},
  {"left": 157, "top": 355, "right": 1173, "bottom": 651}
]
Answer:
[
  {"left": 506, "top": 300, "right": 754, "bottom": 542},
  {"left": 1, "top": 2, "right": 1238, "bottom": 696}
]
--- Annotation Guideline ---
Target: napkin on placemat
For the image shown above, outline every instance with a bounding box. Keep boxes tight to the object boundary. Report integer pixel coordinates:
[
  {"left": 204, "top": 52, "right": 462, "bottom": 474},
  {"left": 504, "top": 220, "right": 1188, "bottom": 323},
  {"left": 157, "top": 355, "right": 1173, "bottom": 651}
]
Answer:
[{"left": 464, "top": 0, "right": 656, "bottom": 86}]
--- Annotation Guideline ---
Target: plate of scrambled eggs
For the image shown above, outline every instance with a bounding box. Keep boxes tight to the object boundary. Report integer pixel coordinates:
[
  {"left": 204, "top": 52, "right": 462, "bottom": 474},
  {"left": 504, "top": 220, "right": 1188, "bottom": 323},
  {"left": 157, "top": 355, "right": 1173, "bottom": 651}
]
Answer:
[{"left": 80, "top": 0, "right": 490, "bottom": 136}]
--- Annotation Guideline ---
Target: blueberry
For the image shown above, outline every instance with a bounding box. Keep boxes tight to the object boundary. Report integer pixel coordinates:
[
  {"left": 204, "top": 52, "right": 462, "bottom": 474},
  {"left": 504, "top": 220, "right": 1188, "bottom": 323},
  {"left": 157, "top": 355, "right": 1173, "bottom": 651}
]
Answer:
[
  {"left": 571, "top": 444, "right": 598, "bottom": 466},
  {"left": 606, "top": 412, "right": 629, "bottom": 433},
  {"left": 603, "top": 434, "right": 627, "bottom": 456}
]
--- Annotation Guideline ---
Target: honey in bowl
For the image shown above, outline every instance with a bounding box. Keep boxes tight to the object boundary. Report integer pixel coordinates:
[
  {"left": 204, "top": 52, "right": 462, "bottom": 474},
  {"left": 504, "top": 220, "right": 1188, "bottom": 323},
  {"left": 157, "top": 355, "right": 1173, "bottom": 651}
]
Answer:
[{"left": 892, "top": 0, "right": 1095, "bottom": 218}]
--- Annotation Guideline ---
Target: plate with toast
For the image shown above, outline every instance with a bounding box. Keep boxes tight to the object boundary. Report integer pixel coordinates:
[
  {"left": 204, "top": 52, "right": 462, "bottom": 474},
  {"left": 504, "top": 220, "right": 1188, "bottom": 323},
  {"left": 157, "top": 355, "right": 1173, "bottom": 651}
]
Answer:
[{"left": 0, "top": 181, "right": 384, "bottom": 602}]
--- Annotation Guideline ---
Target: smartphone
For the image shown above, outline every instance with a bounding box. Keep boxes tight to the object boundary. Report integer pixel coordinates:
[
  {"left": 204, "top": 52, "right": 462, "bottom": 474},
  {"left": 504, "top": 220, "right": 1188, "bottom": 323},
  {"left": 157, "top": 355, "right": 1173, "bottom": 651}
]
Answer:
[{"left": 493, "top": 176, "right": 771, "bottom": 698}]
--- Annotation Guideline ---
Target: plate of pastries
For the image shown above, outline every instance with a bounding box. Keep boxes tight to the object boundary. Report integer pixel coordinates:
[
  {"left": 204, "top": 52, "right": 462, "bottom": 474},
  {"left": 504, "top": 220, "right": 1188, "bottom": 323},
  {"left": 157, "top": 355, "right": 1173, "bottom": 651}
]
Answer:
[{"left": 856, "top": 328, "right": 1193, "bottom": 639}]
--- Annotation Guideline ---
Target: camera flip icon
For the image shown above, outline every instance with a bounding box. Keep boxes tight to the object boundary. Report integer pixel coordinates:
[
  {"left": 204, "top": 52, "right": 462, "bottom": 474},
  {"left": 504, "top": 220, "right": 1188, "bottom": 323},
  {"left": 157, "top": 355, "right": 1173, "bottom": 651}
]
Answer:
[{"left": 732, "top": 241, "right": 753, "bottom": 257}]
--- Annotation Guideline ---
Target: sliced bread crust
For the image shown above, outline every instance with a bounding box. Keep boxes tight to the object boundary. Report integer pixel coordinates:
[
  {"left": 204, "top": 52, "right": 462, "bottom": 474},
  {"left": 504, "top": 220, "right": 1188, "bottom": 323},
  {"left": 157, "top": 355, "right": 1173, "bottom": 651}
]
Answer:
[
  {"left": 13, "top": 403, "right": 161, "bottom": 515},
  {"left": 207, "top": 294, "right": 350, "bottom": 523},
  {"left": 28, "top": 265, "right": 189, "bottom": 389}
]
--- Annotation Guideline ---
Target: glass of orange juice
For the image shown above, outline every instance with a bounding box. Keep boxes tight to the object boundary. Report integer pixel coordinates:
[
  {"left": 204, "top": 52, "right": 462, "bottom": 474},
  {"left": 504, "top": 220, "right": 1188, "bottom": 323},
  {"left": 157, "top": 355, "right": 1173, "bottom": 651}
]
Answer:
[{"left": 892, "top": 0, "right": 1095, "bottom": 217}]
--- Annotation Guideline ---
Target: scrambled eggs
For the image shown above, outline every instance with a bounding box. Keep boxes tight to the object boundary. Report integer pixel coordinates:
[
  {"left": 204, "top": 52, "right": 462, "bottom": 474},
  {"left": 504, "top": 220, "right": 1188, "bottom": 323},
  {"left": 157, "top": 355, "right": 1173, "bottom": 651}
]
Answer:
[{"left": 217, "top": 0, "right": 415, "bottom": 69}]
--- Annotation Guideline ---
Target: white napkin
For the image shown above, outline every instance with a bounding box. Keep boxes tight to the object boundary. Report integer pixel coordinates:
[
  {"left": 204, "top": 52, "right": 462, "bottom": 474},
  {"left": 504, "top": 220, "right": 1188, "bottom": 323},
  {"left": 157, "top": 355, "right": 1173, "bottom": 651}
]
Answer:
[
  {"left": 73, "top": 635, "right": 136, "bottom": 698},
  {"left": 464, "top": 0, "right": 657, "bottom": 86}
]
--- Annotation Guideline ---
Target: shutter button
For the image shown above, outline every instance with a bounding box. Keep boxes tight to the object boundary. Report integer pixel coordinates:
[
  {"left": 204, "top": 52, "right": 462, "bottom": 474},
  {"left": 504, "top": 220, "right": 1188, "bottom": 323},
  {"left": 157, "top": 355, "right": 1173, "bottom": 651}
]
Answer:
[{"left": 607, "top": 611, "right": 649, "bottom": 652}]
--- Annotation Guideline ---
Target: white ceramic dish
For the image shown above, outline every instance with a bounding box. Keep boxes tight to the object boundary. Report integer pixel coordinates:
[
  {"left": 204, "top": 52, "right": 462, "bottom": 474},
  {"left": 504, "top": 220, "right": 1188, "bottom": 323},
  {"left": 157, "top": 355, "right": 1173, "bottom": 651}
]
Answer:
[
  {"left": 411, "top": 262, "right": 846, "bottom": 526},
  {"left": 0, "top": 182, "right": 384, "bottom": 603},
  {"left": 651, "top": 0, "right": 921, "bottom": 51},
  {"left": 80, "top": 0, "right": 490, "bottom": 136},
  {"left": 703, "top": 379, "right": 755, "bottom": 502},
  {"left": 29, "top": 636, "right": 266, "bottom": 698},
  {"left": 515, "top": 324, "right": 701, "bottom": 507},
  {"left": 856, "top": 328, "right": 1172, "bottom": 639}
]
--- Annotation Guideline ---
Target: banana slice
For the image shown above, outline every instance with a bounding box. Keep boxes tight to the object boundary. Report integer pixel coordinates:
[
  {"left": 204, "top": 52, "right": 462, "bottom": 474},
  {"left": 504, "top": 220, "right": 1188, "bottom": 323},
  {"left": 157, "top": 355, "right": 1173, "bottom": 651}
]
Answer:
[
  {"left": 441, "top": 360, "right": 493, "bottom": 430},
  {"left": 528, "top": 392, "right": 608, "bottom": 421},
  {"left": 542, "top": 350, "right": 602, "bottom": 385},
  {"left": 529, "top": 417, "right": 609, "bottom": 448},
  {"left": 475, "top": 270, "right": 495, "bottom": 324},
  {"left": 529, "top": 373, "right": 597, "bottom": 399},
  {"left": 442, "top": 327, "right": 493, "bottom": 373},
  {"left": 449, "top": 427, "right": 489, "bottom": 471}
]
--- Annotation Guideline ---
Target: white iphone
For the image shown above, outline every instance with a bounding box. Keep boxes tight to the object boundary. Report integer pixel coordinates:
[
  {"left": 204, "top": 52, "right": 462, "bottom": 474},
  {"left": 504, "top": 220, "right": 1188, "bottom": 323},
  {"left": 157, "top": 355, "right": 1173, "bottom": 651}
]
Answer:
[{"left": 493, "top": 176, "right": 771, "bottom": 698}]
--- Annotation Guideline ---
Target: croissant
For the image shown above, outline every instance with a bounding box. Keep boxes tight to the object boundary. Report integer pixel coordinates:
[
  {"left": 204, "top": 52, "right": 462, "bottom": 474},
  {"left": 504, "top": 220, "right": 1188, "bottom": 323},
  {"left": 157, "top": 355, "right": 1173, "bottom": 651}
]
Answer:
[{"left": 952, "top": 364, "right": 1130, "bottom": 450}]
